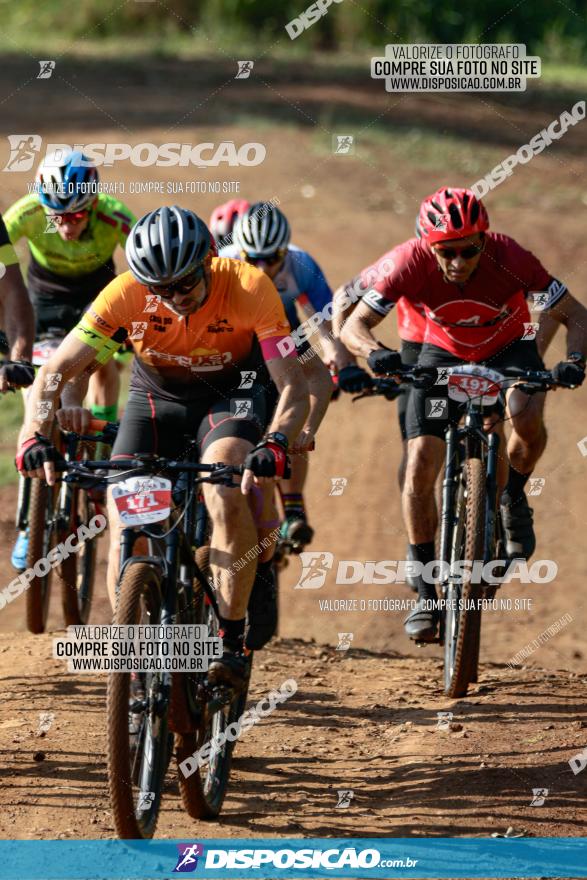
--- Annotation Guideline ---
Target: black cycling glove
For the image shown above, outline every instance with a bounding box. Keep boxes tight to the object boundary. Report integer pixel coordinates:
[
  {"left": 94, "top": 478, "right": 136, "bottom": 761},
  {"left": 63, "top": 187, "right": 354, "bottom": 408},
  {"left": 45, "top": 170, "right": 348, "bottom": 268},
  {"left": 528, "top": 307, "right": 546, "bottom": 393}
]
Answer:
[
  {"left": 552, "top": 360, "right": 585, "bottom": 387},
  {"left": 337, "top": 364, "right": 372, "bottom": 394},
  {"left": 16, "top": 434, "right": 63, "bottom": 474},
  {"left": 244, "top": 437, "right": 291, "bottom": 479},
  {"left": 367, "top": 347, "right": 402, "bottom": 375},
  {"left": 0, "top": 361, "right": 35, "bottom": 388}
]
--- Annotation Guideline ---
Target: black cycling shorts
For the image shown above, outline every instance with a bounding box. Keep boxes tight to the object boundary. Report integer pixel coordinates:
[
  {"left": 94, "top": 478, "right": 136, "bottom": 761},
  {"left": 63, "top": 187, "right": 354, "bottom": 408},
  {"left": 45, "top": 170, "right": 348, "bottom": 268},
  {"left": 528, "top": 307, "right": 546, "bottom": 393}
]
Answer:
[
  {"left": 29, "top": 256, "right": 116, "bottom": 337},
  {"left": 111, "top": 387, "right": 268, "bottom": 463},
  {"left": 405, "top": 338, "right": 545, "bottom": 440},
  {"left": 397, "top": 340, "right": 423, "bottom": 441}
]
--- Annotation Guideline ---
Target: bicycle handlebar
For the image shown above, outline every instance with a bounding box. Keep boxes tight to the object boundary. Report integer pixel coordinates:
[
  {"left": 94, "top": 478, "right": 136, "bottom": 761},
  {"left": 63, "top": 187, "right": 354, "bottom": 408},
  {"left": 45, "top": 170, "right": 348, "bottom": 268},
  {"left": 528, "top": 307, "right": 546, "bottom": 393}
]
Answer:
[
  {"left": 353, "top": 365, "right": 576, "bottom": 401},
  {"left": 61, "top": 456, "right": 245, "bottom": 488}
]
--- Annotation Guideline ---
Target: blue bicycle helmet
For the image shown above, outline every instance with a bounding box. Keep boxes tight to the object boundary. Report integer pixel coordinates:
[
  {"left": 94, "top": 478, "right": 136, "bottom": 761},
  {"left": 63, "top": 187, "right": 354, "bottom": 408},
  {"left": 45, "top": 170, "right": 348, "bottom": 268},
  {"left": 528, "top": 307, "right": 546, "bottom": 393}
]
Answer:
[{"left": 36, "top": 149, "right": 98, "bottom": 212}]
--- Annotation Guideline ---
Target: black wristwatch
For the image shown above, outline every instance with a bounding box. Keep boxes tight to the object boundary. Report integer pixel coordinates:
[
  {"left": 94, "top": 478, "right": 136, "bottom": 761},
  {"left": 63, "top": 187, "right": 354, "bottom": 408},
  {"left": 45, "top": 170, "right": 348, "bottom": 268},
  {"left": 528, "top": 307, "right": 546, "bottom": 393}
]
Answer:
[
  {"left": 265, "top": 431, "right": 288, "bottom": 451},
  {"left": 567, "top": 352, "right": 586, "bottom": 367}
]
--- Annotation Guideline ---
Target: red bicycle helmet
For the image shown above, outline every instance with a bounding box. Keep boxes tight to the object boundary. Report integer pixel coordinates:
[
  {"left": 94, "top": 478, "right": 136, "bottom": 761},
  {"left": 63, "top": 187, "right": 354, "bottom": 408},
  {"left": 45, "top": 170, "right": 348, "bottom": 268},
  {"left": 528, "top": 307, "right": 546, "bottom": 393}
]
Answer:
[
  {"left": 417, "top": 187, "right": 489, "bottom": 245},
  {"left": 209, "top": 199, "right": 251, "bottom": 244}
]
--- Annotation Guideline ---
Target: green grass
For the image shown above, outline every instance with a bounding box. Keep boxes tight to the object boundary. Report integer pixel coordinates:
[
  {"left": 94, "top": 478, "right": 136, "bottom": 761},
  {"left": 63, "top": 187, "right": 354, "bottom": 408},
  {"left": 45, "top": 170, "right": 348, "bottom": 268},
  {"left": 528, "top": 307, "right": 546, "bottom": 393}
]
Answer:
[{"left": 0, "top": 391, "right": 25, "bottom": 488}]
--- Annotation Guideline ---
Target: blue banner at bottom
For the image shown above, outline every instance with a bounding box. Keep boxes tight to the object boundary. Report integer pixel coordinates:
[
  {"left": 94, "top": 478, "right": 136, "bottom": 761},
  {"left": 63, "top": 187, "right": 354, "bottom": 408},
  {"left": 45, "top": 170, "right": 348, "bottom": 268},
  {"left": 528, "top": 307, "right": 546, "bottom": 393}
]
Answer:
[{"left": 0, "top": 838, "right": 586, "bottom": 879}]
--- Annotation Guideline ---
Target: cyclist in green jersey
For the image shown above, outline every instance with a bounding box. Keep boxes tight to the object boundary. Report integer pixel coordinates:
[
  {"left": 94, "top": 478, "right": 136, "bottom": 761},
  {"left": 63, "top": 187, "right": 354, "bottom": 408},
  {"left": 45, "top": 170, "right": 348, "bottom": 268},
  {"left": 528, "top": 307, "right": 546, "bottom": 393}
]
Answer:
[{"left": 5, "top": 148, "right": 136, "bottom": 568}]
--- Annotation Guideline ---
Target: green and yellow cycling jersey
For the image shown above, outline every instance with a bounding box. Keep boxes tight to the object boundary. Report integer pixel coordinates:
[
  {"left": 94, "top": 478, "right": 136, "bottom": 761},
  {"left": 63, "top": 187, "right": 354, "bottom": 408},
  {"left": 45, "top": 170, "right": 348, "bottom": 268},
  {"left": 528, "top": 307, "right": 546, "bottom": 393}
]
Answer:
[
  {"left": 0, "top": 213, "right": 19, "bottom": 269},
  {"left": 4, "top": 193, "right": 136, "bottom": 278}
]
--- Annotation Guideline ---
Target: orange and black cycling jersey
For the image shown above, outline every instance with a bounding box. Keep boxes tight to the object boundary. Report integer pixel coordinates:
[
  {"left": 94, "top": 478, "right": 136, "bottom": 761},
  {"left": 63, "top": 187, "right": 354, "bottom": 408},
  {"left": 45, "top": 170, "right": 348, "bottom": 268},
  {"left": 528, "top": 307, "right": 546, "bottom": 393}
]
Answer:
[{"left": 74, "top": 257, "right": 293, "bottom": 402}]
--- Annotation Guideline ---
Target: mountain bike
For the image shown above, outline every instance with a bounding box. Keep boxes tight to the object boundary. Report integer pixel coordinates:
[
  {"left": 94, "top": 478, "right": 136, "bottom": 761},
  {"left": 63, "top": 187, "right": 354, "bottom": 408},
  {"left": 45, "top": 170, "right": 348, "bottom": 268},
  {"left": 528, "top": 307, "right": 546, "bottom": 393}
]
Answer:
[
  {"left": 22, "top": 418, "right": 112, "bottom": 632},
  {"left": 13, "top": 331, "right": 109, "bottom": 632},
  {"left": 355, "top": 364, "right": 573, "bottom": 698},
  {"left": 64, "top": 441, "right": 251, "bottom": 839}
]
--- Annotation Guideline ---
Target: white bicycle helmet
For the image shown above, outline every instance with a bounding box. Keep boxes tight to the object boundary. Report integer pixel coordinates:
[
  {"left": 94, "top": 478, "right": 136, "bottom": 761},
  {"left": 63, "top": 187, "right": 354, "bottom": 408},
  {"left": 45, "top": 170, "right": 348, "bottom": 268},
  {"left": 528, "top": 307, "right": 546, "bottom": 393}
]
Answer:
[{"left": 233, "top": 202, "right": 290, "bottom": 258}]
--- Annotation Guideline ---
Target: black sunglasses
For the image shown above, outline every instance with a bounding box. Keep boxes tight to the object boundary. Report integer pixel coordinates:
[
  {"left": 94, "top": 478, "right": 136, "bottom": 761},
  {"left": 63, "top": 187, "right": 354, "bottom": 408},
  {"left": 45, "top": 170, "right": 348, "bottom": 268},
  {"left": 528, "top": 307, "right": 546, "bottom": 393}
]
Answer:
[
  {"left": 433, "top": 243, "right": 484, "bottom": 260},
  {"left": 148, "top": 265, "right": 205, "bottom": 300},
  {"left": 242, "top": 249, "right": 285, "bottom": 267}
]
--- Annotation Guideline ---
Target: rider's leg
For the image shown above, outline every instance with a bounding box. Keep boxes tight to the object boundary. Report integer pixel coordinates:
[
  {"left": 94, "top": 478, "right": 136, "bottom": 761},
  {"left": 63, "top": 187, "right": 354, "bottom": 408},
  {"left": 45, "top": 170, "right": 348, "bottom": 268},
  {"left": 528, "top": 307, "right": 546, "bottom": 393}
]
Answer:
[
  {"left": 505, "top": 389, "right": 547, "bottom": 481},
  {"left": 500, "top": 389, "right": 546, "bottom": 559},
  {"left": 279, "top": 454, "right": 313, "bottom": 547},
  {"left": 402, "top": 435, "right": 445, "bottom": 638},
  {"left": 200, "top": 435, "right": 259, "bottom": 621},
  {"left": 248, "top": 483, "right": 280, "bottom": 563},
  {"left": 402, "top": 435, "right": 445, "bottom": 545},
  {"left": 88, "top": 359, "right": 120, "bottom": 422}
]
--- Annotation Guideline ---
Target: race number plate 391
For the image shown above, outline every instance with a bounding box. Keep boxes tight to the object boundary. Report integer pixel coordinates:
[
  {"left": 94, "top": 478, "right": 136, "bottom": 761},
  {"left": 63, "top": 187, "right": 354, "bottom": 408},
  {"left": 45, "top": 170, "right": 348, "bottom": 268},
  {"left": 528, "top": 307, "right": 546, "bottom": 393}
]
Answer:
[{"left": 112, "top": 476, "right": 172, "bottom": 526}]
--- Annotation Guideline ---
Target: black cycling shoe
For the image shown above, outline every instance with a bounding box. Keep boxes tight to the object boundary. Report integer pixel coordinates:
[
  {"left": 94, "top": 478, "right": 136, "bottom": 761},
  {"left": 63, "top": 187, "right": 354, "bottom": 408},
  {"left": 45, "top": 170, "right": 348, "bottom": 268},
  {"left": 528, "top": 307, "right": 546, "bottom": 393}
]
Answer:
[
  {"left": 280, "top": 516, "right": 314, "bottom": 553},
  {"left": 245, "top": 561, "right": 278, "bottom": 650},
  {"left": 501, "top": 493, "right": 536, "bottom": 560},
  {"left": 207, "top": 648, "right": 249, "bottom": 692},
  {"left": 404, "top": 597, "right": 439, "bottom": 641},
  {"left": 280, "top": 515, "right": 314, "bottom": 551},
  {"left": 405, "top": 544, "right": 419, "bottom": 593}
]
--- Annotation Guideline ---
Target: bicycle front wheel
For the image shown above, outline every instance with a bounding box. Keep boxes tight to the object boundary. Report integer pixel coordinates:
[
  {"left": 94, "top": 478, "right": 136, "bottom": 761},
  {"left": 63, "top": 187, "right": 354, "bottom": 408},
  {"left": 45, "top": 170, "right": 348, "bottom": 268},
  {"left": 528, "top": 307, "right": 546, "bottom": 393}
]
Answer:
[
  {"left": 107, "top": 562, "right": 169, "bottom": 839},
  {"left": 59, "top": 488, "right": 98, "bottom": 626},
  {"left": 444, "top": 457, "right": 484, "bottom": 698},
  {"left": 176, "top": 545, "right": 252, "bottom": 819},
  {"left": 25, "top": 479, "right": 58, "bottom": 634}
]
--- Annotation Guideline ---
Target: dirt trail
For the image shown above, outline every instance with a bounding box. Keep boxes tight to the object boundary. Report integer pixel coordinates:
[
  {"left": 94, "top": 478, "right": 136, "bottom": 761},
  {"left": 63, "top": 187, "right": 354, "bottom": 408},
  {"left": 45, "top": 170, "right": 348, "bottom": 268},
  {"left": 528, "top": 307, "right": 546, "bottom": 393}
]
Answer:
[{"left": 1, "top": 631, "right": 586, "bottom": 839}]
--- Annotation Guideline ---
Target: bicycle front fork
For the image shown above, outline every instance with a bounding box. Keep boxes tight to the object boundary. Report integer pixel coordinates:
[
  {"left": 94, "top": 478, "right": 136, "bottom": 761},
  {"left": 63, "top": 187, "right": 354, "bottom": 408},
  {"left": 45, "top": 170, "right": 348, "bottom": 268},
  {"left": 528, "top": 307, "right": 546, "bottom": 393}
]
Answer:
[{"left": 484, "top": 431, "right": 501, "bottom": 563}]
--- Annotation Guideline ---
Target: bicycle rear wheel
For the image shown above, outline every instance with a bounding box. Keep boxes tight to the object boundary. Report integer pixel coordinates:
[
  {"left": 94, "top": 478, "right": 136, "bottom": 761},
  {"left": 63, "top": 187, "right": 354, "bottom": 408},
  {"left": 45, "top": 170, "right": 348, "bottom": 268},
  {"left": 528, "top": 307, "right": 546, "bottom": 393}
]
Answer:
[
  {"left": 444, "top": 458, "right": 484, "bottom": 698},
  {"left": 176, "top": 545, "right": 252, "bottom": 819},
  {"left": 25, "top": 479, "right": 58, "bottom": 634},
  {"left": 107, "top": 562, "right": 170, "bottom": 839},
  {"left": 59, "top": 488, "right": 98, "bottom": 626}
]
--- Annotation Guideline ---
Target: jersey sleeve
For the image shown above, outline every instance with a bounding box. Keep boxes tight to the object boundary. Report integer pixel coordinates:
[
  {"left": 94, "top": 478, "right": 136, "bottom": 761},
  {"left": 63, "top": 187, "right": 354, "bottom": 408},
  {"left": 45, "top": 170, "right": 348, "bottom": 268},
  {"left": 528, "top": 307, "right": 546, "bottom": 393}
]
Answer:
[
  {"left": 290, "top": 249, "right": 332, "bottom": 312},
  {"left": 505, "top": 238, "right": 567, "bottom": 310},
  {"left": 249, "top": 272, "right": 295, "bottom": 361},
  {"left": 0, "top": 212, "right": 19, "bottom": 267},
  {"left": 3, "top": 196, "right": 37, "bottom": 245}
]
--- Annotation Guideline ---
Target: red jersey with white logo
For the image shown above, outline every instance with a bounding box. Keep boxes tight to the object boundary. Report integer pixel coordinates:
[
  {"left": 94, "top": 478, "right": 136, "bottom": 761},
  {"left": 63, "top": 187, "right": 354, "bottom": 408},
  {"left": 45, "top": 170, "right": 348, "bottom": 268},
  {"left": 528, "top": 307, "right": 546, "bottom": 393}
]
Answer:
[
  {"left": 395, "top": 297, "right": 427, "bottom": 343},
  {"left": 359, "top": 233, "right": 565, "bottom": 361}
]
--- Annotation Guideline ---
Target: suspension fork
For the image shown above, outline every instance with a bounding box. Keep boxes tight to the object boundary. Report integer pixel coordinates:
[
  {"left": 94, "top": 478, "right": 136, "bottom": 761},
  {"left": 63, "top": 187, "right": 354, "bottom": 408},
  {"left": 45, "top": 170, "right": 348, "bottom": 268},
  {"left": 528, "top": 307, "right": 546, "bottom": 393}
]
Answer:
[
  {"left": 16, "top": 474, "right": 31, "bottom": 530},
  {"left": 439, "top": 426, "right": 459, "bottom": 578},
  {"left": 484, "top": 431, "right": 500, "bottom": 562}
]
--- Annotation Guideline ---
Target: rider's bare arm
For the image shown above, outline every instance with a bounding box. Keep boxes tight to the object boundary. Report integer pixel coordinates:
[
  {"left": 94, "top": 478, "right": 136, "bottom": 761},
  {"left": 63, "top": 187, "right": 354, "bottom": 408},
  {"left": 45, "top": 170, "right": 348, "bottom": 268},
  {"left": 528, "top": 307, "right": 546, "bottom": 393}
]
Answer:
[
  {"left": 56, "top": 368, "right": 95, "bottom": 434},
  {"left": 332, "top": 283, "right": 359, "bottom": 338},
  {"left": 536, "top": 310, "right": 560, "bottom": 358},
  {"left": 295, "top": 296, "right": 352, "bottom": 371},
  {"left": 340, "top": 299, "right": 387, "bottom": 359},
  {"left": 298, "top": 349, "right": 333, "bottom": 443},
  {"left": 265, "top": 353, "right": 310, "bottom": 445},
  {"left": 543, "top": 291, "right": 587, "bottom": 359},
  {"left": 20, "top": 332, "right": 98, "bottom": 444},
  {"left": 0, "top": 264, "right": 35, "bottom": 363}
]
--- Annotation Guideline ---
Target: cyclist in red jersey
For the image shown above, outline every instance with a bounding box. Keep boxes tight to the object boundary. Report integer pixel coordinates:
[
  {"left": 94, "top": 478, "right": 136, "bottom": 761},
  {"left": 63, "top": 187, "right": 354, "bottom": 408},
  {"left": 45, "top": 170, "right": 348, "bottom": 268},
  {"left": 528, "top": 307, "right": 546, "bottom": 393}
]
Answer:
[
  {"left": 341, "top": 187, "right": 586, "bottom": 641},
  {"left": 209, "top": 199, "right": 250, "bottom": 249}
]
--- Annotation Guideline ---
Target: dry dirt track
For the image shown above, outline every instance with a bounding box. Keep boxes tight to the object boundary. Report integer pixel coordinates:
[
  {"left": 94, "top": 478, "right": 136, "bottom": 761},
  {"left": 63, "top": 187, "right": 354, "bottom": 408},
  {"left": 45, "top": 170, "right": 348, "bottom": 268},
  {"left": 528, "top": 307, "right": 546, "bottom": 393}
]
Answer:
[{"left": 0, "top": 56, "right": 586, "bottom": 843}]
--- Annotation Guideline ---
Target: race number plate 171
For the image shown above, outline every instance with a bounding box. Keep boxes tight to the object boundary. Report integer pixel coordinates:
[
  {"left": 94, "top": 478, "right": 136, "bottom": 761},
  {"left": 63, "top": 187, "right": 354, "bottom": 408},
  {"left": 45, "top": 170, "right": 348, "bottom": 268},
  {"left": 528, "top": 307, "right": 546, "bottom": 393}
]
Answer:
[{"left": 112, "top": 476, "right": 172, "bottom": 526}]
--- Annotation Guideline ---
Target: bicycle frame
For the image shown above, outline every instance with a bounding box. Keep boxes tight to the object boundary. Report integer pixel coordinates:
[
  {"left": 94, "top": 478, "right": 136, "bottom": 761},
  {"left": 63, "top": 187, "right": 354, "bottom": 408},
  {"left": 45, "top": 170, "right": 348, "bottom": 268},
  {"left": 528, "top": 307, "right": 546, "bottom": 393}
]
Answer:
[
  {"left": 438, "top": 399, "right": 503, "bottom": 641},
  {"left": 116, "top": 456, "right": 216, "bottom": 625}
]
